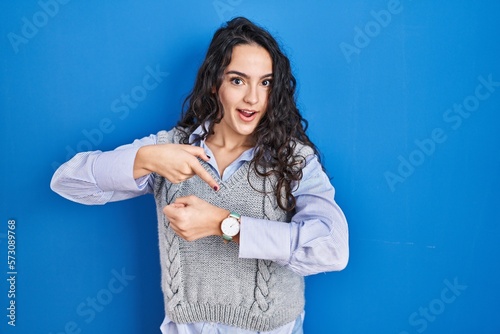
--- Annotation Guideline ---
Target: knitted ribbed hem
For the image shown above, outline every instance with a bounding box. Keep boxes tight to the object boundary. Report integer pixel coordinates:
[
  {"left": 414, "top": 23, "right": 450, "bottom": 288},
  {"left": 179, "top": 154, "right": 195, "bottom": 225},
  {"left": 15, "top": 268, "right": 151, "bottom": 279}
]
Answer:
[{"left": 167, "top": 302, "right": 303, "bottom": 332}]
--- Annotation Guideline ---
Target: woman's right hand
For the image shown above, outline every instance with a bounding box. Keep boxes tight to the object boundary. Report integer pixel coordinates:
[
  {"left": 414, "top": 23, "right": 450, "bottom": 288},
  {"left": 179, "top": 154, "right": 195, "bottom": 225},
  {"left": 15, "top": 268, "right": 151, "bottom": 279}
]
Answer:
[{"left": 133, "top": 144, "right": 219, "bottom": 190}]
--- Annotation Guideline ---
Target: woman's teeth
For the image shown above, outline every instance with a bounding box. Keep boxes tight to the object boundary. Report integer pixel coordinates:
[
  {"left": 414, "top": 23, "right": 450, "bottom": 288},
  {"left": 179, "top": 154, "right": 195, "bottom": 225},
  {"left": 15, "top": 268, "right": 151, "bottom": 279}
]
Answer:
[{"left": 239, "top": 110, "right": 255, "bottom": 117}]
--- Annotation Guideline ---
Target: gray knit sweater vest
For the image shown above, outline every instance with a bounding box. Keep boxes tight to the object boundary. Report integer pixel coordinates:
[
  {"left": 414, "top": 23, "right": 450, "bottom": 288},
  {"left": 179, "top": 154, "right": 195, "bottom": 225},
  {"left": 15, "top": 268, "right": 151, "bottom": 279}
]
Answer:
[{"left": 153, "top": 128, "right": 310, "bottom": 331}]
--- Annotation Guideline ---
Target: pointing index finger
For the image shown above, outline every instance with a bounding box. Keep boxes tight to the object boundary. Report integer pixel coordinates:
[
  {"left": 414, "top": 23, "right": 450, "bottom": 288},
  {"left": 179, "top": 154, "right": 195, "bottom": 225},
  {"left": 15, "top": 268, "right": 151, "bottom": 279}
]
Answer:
[{"left": 188, "top": 156, "right": 220, "bottom": 191}]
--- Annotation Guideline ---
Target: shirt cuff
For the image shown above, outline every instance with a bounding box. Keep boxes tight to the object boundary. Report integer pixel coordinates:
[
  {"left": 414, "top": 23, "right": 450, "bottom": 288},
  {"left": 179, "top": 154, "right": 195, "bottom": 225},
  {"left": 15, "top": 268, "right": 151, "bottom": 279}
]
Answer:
[
  {"left": 239, "top": 216, "right": 291, "bottom": 263},
  {"left": 93, "top": 147, "right": 142, "bottom": 192}
]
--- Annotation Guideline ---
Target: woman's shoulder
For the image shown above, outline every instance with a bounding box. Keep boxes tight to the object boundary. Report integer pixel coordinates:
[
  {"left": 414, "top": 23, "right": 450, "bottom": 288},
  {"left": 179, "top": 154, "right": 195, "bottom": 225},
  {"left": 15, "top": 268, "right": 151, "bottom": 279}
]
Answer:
[
  {"left": 292, "top": 140, "right": 316, "bottom": 159},
  {"left": 156, "top": 127, "right": 188, "bottom": 144}
]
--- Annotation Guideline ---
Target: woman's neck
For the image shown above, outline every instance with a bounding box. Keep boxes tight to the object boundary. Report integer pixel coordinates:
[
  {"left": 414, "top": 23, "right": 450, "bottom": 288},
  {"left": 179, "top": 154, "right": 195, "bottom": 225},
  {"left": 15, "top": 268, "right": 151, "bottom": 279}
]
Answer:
[{"left": 207, "top": 123, "right": 255, "bottom": 151}]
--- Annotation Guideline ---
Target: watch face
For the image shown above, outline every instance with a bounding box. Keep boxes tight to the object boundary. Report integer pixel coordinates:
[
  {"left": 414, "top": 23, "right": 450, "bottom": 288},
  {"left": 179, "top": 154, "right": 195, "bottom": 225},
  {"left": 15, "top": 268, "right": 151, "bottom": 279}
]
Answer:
[{"left": 221, "top": 217, "right": 240, "bottom": 237}]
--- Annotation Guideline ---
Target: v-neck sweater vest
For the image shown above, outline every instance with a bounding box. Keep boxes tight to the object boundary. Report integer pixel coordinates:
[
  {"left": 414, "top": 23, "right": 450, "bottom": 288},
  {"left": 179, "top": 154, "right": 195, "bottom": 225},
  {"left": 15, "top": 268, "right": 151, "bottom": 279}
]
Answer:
[{"left": 153, "top": 128, "right": 309, "bottom": 331}]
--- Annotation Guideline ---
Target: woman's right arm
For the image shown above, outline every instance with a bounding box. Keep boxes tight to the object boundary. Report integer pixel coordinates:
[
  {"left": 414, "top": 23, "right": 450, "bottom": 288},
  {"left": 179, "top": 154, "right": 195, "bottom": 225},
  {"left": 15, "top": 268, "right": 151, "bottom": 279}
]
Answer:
[
  {"left": 51, "top": 133, "right": 219, "bottom": 205},
  {"left": 50, "top": 135, "right": 158, "bottom": 205}
]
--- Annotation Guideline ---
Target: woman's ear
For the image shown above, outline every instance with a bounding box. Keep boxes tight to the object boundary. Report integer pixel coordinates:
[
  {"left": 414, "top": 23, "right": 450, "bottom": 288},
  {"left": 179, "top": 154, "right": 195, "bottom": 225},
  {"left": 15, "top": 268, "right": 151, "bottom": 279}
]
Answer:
[{"left": 211, "top": 86, "right": 216, "bottom": 94}]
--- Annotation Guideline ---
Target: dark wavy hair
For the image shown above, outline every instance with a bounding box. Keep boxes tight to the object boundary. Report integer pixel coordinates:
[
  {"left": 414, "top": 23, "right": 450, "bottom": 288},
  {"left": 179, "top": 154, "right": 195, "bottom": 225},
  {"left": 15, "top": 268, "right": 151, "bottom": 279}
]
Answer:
[{"left": 177, "top": 17, "right": 321, "bottom": 211}]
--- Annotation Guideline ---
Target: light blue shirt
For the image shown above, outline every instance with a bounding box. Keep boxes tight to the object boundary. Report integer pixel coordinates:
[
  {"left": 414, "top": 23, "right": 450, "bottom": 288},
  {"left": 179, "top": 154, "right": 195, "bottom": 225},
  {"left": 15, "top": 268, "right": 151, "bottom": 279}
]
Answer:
[{"left": 51, "top": 126, "right": 349, "bottom": 334}]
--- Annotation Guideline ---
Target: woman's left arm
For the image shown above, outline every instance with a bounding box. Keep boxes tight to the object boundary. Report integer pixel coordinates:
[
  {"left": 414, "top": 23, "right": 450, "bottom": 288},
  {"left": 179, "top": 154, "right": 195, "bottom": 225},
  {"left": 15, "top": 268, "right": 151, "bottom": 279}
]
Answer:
[{"left": 238, "top": 155, "right": 349, "bottom": 276}]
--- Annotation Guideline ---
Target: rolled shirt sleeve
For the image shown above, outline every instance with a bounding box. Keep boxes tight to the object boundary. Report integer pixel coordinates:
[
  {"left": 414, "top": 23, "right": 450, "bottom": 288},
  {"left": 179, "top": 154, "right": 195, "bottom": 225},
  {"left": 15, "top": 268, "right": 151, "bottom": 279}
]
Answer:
[
  {"left": 238, "top": 155, "right": 349, "bottom": 276},
  {"left": 50, "top": 135, "right": 157, "bottom": 205}
]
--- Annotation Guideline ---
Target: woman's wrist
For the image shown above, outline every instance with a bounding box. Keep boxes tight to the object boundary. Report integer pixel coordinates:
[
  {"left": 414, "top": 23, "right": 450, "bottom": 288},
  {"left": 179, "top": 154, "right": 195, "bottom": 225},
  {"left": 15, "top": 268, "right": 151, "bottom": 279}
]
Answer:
[{"left": 133, "top": 146, "right": 154, "bottom": 179}]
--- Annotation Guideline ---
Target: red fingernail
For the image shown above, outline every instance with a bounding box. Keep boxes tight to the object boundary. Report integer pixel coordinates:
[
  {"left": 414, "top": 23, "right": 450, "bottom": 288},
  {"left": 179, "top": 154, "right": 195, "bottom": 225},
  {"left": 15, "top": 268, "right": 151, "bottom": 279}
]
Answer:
[{"left": 213, "top": 185, "right": 219, "bottom": 191}]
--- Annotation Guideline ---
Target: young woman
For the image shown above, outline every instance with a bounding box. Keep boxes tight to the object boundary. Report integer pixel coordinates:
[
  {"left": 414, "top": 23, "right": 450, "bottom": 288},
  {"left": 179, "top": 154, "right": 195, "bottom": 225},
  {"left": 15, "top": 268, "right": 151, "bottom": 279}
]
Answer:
[{"left": 51, "top": 17, "right": 349, "bottom": 334}]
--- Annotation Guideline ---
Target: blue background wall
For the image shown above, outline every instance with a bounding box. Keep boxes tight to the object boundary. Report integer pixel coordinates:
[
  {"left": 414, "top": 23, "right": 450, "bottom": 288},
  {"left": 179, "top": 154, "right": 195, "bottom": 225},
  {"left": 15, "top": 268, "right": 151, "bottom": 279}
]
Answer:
[{"left": 1, "top": 1, "right": 499, "bottom": 333}]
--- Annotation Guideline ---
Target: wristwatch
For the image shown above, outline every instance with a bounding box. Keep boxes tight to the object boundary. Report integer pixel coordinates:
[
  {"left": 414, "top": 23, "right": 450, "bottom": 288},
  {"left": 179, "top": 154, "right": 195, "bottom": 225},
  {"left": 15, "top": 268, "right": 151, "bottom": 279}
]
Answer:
[{"left": 221, "top": 212, "right": 241, "bottom": 241}]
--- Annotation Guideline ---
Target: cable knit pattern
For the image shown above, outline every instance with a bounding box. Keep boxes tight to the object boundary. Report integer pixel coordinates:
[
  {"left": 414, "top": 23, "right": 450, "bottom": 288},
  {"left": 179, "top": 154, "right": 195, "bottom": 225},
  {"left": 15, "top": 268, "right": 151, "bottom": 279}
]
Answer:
[
  {"left": 254, "top": 259, "right": 273, "bottom": 312},
  {"left": 153, "top": 128, "right": 306, "bottom": 331},
  {"left": 164, "top": 219, "right": 182, "bottom": 310}
]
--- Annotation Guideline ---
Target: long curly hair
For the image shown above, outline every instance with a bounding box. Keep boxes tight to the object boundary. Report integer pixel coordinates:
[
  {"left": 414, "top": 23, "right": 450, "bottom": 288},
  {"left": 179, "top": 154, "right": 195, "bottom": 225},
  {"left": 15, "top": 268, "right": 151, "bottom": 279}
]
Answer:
[{"left": 177, "top": 17, "right": 321, "bottom": 211}]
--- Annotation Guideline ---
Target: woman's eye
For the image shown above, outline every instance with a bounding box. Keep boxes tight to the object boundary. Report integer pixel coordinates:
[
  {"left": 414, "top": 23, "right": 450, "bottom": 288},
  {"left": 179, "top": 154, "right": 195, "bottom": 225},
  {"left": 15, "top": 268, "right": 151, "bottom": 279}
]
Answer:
[
  {"left": 231, "top": 78, "right": 243, "bottom": 85},
  {"left": 262, "top": 79, "right": 272, "bottom": 87}
]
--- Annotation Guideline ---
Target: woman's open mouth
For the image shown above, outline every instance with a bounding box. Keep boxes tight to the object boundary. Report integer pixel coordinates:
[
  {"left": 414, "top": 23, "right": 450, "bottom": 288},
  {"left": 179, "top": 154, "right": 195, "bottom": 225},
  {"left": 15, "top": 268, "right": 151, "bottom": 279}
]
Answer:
[{"left": 237, "top": 109, "right": 258, "bottom": 122}]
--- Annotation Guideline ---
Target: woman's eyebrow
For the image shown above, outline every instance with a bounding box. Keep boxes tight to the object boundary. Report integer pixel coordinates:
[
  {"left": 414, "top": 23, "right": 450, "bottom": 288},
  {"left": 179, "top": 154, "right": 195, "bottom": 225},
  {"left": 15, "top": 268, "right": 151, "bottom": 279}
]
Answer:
[{"left": 225, "top": 70, "right": 273, "bottom": 79}]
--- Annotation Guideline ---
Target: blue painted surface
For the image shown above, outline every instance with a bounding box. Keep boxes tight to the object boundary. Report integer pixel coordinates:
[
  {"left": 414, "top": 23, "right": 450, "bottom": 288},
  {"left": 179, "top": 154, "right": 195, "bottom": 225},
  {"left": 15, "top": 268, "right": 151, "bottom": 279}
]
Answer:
[{"left": 1, "top": 1, "right": 499, "bottom": 333}]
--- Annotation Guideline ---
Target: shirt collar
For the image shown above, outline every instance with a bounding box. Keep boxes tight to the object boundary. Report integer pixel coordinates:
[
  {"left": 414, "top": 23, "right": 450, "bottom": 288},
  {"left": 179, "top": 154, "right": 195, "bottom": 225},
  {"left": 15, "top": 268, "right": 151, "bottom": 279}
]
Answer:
[{"left": 188, "top": 123, "right": 206, "bottom": 145}]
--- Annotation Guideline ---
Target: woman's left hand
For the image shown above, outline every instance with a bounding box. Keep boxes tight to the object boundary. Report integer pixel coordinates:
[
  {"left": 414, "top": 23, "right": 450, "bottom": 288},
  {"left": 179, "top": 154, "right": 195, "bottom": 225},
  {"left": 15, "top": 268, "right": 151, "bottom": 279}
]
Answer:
[{"left": 163, "top": 195, "right": 229, "bottom": 241}]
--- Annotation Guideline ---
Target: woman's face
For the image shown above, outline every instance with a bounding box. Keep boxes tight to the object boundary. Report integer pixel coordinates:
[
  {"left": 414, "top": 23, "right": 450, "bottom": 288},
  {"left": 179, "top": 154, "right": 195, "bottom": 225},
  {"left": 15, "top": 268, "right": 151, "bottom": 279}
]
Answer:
[{"left": 216, "top": 43, "right": 273, "bottom": 143}]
